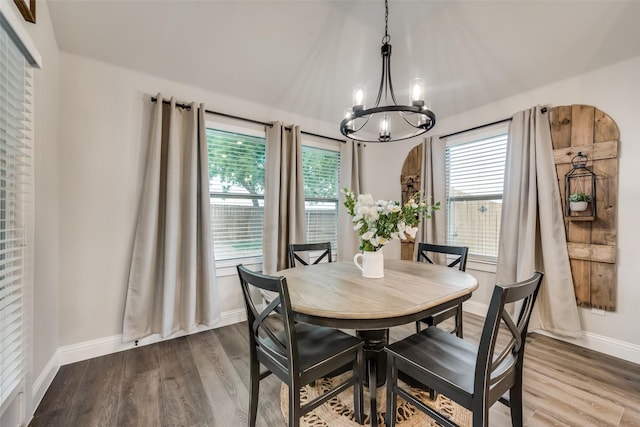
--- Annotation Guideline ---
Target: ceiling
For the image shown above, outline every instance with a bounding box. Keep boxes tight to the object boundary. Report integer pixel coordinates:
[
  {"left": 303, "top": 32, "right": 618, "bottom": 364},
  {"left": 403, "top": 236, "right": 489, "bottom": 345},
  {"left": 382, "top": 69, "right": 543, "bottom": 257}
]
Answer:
[{"left": 47, "top": 0, "right": 640, "bottom": 128}]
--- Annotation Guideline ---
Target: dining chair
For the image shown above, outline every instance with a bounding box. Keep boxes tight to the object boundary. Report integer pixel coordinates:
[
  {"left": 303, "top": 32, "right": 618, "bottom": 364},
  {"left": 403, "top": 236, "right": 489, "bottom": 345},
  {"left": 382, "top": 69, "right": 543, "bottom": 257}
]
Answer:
[
  {"left": 415, "top": 243, "right": 469, "bottom": 337},
  {"left": 236, "top": 264, "right": 365, "bottom": 427},
  {"left": 385, "top": 271, "right": 543, "bottom": 427},
  {"left": 288, "top": 242, "right": 332, "bottom": 267}
]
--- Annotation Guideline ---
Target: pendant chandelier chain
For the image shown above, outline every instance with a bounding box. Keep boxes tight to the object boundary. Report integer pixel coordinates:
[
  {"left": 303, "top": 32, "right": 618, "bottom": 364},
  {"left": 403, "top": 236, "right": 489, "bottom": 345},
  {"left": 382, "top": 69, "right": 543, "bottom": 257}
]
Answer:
[{"left": 383, "top": 0, "right": 390, "bottom": 43}]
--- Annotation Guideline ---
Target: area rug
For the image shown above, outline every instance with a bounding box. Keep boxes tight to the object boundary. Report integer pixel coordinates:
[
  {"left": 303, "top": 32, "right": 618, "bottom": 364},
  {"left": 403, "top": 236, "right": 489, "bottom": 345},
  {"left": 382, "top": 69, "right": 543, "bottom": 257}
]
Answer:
[{"left": 280, "top": 374, "right": 471, "bottom": 426}]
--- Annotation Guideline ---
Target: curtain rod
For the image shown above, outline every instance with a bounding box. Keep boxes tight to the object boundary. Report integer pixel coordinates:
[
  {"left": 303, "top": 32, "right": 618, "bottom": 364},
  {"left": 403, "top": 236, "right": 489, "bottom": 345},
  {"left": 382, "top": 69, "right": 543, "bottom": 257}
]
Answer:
[
  {"left": 150, "top": 96, "right": 346, "bottom": 144},
  {"left": 439, "top": 107, "right": 547, "bottom": 140}
]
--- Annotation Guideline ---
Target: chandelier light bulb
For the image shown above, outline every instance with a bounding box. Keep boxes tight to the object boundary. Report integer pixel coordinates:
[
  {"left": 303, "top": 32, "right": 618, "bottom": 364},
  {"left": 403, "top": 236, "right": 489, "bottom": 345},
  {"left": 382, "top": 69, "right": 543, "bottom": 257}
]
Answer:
[
  {"left": 380, "top": 114, "right": 391, "bottom": 141},
  {"left": 345, "top": 108, "right": 355, "bottom": 131},
  {"left": 352, "top": 85, "right": 365, "bottom": 111},
  {"left": 410, "top": 78, "right": 425, "bottom": 107}
]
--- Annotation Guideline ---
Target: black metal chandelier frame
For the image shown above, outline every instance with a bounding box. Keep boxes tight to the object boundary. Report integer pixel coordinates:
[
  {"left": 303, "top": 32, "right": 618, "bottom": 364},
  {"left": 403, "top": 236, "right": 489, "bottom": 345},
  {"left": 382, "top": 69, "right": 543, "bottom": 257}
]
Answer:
[{"left": 339, "top": 0, "right": 436, "bottom": 142}]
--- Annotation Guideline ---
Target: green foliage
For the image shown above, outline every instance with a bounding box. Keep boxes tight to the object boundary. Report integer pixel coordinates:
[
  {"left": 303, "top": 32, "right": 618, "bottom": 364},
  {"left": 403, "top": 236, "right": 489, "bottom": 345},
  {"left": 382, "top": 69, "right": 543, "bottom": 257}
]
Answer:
[
  {"left": 207, "top": 129, "right": 339, "bottom": 200},
  {"left": 207, "top": 129, "right": 266, "bottom": 195},
  {"left": 569, "top": 192, "right": 593, "bottom": 203}
]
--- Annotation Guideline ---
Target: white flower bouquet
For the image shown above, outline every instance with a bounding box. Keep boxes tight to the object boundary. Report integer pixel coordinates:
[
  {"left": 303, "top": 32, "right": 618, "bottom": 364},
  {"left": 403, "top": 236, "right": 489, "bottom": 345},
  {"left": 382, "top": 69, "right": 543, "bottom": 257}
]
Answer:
[{"left": 343, "top": 188, "right": 440, "bottom": 252}]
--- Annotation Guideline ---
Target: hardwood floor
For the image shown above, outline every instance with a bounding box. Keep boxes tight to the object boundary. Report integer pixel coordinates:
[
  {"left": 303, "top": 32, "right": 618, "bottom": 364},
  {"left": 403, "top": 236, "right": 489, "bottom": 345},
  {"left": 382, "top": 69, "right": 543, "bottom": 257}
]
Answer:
[{"left": 30, "top": 314, "right": 640, "bottom": 427}]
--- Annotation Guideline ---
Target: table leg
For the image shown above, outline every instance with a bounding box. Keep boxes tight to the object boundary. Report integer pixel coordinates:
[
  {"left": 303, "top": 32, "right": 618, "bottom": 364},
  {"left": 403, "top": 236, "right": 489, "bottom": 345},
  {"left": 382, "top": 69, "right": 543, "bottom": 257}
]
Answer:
[
  {"left": 356, "top": 329, "right": 389, "bottom": 387},
  {"left": 356, "top": 329, "right": 389, "bottom": 427},
  {"left": 368, "top": 357, "right": 378, "bottom": 427}
]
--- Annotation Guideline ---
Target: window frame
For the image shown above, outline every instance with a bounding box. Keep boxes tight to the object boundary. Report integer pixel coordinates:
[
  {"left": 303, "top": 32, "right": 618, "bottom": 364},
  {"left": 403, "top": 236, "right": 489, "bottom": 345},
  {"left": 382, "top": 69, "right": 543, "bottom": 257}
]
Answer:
[
  {"left": 206, "top": 121, "right": 342, "bottom": 276},
  {"left": 443, "top": 123, "right": 509, "bottom": 268}
]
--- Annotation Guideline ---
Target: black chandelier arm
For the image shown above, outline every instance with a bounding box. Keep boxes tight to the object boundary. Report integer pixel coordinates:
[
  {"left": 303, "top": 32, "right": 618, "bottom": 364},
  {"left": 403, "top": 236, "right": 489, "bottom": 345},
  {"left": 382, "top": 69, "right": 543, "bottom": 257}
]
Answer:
[
  {"left": 341, "top": 114, "right": 372, "bottom": 136},
  {"left": 399, "top": 109, "right": 436, "bottom": 129}
]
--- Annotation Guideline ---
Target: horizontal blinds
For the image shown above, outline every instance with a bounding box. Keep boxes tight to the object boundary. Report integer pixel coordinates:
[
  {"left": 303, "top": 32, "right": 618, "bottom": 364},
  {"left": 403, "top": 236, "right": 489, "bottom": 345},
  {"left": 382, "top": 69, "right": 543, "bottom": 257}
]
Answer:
[
  {"left": 301, "top": 146, "right": 339, "bottom": 253},
  {"left": 0, "top": 24, "right": 31, "bottom": 413},
  {"left": 207, "top": 128, "right": 266, "bottom": 260},
  {"left": 446, "top": 134, "right": 507, "bottom": 257}
]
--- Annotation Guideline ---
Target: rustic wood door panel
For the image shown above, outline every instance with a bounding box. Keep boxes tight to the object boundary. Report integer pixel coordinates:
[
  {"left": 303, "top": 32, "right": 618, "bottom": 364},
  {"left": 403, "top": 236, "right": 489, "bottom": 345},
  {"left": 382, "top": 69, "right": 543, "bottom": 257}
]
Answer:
[{"left": 550, "top": 105, "right": 619, "bottom": 311}]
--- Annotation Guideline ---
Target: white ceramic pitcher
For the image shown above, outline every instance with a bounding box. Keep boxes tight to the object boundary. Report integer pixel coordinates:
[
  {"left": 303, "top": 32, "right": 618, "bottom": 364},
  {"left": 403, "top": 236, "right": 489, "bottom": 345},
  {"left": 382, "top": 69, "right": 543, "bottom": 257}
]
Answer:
[{"left": 353, "top": 250, "right": 384, "bottom": 278}]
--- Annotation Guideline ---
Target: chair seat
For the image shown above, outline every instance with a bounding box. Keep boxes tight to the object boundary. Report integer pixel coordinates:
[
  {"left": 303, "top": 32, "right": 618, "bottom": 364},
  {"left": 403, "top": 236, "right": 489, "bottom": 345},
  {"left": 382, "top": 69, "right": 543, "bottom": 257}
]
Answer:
[
  {"left": 271, "top": 323, "right": 363, "bottom": 372},
  {"left": 387, "top": 326, "right": 477, "bottom": 395}
]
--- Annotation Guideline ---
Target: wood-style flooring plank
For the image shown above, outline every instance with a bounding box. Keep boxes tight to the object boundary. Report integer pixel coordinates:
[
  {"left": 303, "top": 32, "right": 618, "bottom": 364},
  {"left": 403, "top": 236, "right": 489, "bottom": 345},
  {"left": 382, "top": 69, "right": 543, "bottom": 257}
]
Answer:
[
  {"left": 116, "top": 369, "right": 163, "bottom": 427},
  {"left": 32, "top": 360, "right": 88, "bottom": 418},
  {"left": 65, "top": 351, "right": 125, "bottom": 427},
  {"left": 158, "top": 337, "right": 214, "bottom": 427},
  {"left": 188, "top": 330, "right": 250, "bottom": 426}
]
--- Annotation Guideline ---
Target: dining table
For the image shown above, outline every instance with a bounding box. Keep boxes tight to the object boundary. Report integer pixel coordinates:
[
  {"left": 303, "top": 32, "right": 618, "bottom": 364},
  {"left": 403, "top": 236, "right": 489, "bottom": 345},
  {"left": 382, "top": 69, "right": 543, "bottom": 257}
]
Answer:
[{"left": 278, "top": 259, "right": 478, "bottom": 427}]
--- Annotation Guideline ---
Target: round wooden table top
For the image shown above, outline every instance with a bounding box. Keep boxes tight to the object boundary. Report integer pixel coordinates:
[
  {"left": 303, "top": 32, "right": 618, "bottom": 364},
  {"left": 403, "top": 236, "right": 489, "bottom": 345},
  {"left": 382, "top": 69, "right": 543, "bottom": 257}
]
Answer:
[{"left": 278, "top": 259, "right": 478, "bottom": 329}]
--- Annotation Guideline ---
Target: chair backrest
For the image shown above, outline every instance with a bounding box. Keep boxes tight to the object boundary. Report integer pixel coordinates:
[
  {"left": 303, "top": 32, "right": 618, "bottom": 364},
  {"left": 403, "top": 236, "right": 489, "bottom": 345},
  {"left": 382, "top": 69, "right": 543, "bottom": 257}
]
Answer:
[
  {"left": 236, "top": 264, "right": 298, "bottom": 374},
  {"left": 416, "top": 243, "right": 469, "bottom": 271},
  {"left": 475, "top": 271, "right": 543, "bottom": 401},
  {"left": 288, "top": 242, "right": 332, "bottom": 267}
]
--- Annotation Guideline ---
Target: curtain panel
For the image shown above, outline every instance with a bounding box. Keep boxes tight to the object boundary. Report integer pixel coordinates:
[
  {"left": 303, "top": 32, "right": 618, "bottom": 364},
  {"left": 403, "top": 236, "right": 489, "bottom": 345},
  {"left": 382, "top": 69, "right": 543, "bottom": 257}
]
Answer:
[
  {"left": 497, "top": 106, "right": 581, "bottom": 337},
  {"left": 262, "top": 122, "right": 306, "bottom": 274},
  {"left": 415, "top": 136, "right": 447, "bottom": 263},
  {"left": 123, "top": 95, "right": 219, "bottom": 343},
  {"left": 338, "top": 140, "right": 366, "bottom": 260}
]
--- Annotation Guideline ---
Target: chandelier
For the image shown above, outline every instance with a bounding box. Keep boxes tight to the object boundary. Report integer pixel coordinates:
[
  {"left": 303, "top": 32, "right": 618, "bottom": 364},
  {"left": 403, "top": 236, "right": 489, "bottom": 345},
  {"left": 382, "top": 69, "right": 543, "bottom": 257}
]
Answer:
[{"left": 339, "top": 0, "right": 436, "bottom": 142}]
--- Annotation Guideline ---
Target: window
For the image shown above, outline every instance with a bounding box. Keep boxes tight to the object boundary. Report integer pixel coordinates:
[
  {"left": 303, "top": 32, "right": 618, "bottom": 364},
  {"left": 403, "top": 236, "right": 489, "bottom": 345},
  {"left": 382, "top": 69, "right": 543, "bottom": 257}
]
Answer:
[
  {"left": 445, "top": 127, "right": 508, "bottom": 259},
  {"left": 207, "top": 124, "right": 341, "bottom": 263},
  {"left": 302, "top": 145, "right": 340, "bottom": 256},
  {"left": 0, "top": 21, "right": 34, "bottom": 413},
  {"left": 207, "top": 124, "right": 266, "bottom": 261}
]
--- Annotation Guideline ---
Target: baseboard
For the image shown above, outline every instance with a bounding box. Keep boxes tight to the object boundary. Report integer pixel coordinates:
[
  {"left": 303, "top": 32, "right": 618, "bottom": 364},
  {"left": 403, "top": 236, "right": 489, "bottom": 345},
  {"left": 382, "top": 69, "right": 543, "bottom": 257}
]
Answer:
[
  {"left": 58, "top": 308, "right": 247, "bottom": 366},
  {"left": 462, "top": 301, "right": 640, "bottom": 365},
  {"left": 31, "top": 350, "right": 60, "bottom": 413},
  {"left": 535, "top": 329, "right": 640, "bottom": 365}
]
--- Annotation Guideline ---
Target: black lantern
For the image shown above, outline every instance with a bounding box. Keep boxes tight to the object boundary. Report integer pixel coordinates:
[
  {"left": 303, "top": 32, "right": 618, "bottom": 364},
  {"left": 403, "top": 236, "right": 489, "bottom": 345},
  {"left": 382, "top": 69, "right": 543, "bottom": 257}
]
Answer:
[{"left": 564, "top": 152, "right": 596, "bottom": 220}]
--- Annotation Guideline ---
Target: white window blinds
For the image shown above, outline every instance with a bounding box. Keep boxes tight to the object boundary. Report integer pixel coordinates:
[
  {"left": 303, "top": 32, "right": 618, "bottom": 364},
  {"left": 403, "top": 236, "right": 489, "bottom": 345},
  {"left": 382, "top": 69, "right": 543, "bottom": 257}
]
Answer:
[
  {"left": 0, "top": 22, "right": 33, "bottom": 412},
  {"left": 302, "top": 145, "right": 340, "bottom": 254},
  {"left": 207, "top": 127, "right": 266, "bottom": 261},
  {"left": 445, "top": 132, "right": 507, "bottom": 258}
]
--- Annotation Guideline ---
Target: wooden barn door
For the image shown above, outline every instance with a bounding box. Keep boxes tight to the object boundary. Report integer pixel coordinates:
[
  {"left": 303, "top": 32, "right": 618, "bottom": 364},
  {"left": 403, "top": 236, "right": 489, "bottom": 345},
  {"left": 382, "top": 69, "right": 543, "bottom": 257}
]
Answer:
[{"left": 550, "top": 105, "right": 619, "bottom": 311}]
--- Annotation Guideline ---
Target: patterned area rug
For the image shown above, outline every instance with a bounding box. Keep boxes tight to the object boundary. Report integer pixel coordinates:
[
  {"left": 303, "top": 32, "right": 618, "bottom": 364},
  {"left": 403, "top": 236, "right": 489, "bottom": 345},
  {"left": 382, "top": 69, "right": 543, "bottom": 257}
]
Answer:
[{"left": 280, "top": 374, "right": 471, "bottom": 426}]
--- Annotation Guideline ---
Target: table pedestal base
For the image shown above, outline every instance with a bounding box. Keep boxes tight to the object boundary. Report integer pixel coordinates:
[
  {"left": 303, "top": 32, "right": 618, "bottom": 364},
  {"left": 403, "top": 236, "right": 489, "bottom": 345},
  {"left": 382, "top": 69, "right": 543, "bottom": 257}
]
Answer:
[{"left": 356, "top": 329, "right": 389, "bottom": 427}]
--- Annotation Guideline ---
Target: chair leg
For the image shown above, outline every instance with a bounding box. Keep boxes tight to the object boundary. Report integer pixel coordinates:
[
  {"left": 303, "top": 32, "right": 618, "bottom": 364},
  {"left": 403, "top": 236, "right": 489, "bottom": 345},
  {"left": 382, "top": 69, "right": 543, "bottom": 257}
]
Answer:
[
  {"left": 385, "top": 357, "right": 397, "bottom": 427},
  {"left": 509, "top": 381, "right": 524, "bottom": 427},
  {"left": 288, "top": 381, "right": 301, "bottom": 427},
  {"left": 353, "top": 352, "right": 365, "bottom": 424},
  {"left": 248, "top": 356, "right": 260, "bottom": 427},
  {"left": 455, "top": 305, "right": 464, "bottom": 338}
]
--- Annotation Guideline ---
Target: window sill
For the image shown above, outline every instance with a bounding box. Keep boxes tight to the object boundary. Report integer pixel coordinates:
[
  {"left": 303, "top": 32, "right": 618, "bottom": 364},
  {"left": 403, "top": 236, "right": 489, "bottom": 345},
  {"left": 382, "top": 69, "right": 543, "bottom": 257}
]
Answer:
[
  {"left": 216, "top": 256, "right": 263, "bottom": 277},
  {"left": 466, "top": 256, "right": 497, "bottom": 273}
]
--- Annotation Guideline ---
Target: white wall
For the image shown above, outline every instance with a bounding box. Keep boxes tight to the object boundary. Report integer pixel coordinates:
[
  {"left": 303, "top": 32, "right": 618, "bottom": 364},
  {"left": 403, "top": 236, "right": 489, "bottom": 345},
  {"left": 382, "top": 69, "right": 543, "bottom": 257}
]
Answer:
[{"left": 365, "top": 55, "right": 640, "bottom": 354}]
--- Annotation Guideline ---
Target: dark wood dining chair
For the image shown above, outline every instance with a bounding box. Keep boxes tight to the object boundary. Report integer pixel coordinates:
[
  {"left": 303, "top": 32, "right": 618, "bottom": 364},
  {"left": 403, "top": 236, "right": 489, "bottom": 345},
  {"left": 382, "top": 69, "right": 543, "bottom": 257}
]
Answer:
[
  {"left": 385, "top": 271, "right": 543, "bottom": 427},
  {"left": 288, "top": 242, "right": 332, "bottom": 267},
  {"left": 236, "top": 265, "right": 365, "bottom": 427},
  {"left": 416, "top": 243, "right": 469, "bottom": 337}
]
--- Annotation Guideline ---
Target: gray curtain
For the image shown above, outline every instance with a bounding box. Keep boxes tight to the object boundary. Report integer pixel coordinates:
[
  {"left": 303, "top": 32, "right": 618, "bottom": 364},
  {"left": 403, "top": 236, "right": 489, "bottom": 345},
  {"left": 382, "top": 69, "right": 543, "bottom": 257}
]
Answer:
[
  {"left": 416, "top": 136, "right": 447, "bottom": 263},
  {"left": 123, "top": 95, "right": 219, "bottom": 343},
  {"left": 338, "top": 140, "right": 365, "bottom": 260},
  {"left": 497, "top": 106, "right": 581, "bottom": 337},
  {"left": 262, "top": 122, "right": 306, "bottom": 274}
]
